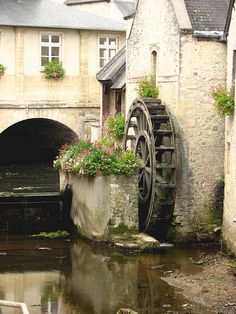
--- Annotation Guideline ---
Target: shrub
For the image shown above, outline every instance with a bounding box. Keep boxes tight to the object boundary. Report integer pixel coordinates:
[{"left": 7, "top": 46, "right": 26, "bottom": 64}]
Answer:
[
  {"left": 106, "top": 112, "right": 125, "bottom": 140},
  {"left": 212, "top": 85, "right": 234, "bottom": 116},
  {"left": 44, "top": 60, "right": 65, "bottom": 79},
  {"left": 0, "top": 64, "right": 6, "bottom": 76},
  {"left": 53, "top": 138, "right": 141, "bottom": 177},
  {"left": 137, "top": 76, "right": 159, "bottom": 98}
]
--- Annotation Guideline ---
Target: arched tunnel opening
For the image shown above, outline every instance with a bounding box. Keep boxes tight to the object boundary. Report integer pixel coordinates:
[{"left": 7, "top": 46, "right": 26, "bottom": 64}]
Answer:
[
  {"left": 0, "top": 118, "right": 77, "bottom": 193},
  {"left": 0, "top": 118, "right": 77, "bottom": 233},
  {"left": 0, "top": 118, "right": 77, "bottom": 165}
]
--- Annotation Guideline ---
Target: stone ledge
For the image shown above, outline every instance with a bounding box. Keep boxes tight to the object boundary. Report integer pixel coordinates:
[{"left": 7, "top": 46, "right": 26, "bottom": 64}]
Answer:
[{"left": 108, "top": 233, "right": 160, "bottom": 253}]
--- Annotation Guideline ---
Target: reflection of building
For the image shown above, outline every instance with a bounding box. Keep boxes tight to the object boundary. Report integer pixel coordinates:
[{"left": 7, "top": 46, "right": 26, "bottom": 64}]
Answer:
[
  {"left": 126, "top": 0, "right": 229, "bottom": 240},
  {"left": 0, "top": 272, "right": 61, "bottom": 314},
  {"left": 223, "top": 0, "right": 236, "bottom": 254}
]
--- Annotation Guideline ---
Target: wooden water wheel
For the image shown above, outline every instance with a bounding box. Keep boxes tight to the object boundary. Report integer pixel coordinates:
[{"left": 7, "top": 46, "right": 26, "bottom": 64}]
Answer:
[{"left": 123, "top": 98, "right": 176, "bottom": 237}]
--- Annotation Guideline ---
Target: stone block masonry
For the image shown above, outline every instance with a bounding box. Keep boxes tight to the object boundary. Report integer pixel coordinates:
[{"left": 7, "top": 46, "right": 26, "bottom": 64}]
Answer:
[
  {"left": 126, "top": 0, "right": 226, "bottom": 242},
  {"left": 60, "top": 173, "right": 139, "bottom": 241}
]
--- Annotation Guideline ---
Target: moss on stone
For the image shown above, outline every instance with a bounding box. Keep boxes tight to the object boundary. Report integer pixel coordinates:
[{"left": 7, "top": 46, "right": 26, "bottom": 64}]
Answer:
[
  {"left": 31, "top": 230, "right": 69, "bottom": 239},
  {"left": 110, "top": 223, "right": 139, "bottom": 235}
]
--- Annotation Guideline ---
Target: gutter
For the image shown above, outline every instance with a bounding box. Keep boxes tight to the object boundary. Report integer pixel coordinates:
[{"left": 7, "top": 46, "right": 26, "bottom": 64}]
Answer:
[{"left": 193, "top": 30, "right": 225, "bottom": 41}]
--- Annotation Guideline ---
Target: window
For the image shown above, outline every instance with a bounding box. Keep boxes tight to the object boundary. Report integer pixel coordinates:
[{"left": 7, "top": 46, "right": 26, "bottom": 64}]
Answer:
[
  {"left": 99, "top": 37, "right": 118, "bottom": 68},
  {"left": 40, "top": 34, "right": 61, "bottom": 67},
  {"left": 151, "top": 50, "right": 157, "bottom": 84}
]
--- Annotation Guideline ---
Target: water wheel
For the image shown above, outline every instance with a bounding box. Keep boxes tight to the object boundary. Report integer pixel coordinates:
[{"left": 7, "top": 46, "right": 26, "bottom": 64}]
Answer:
[{"left": 123, "top": 98, "right": 176, "bottom": 237}]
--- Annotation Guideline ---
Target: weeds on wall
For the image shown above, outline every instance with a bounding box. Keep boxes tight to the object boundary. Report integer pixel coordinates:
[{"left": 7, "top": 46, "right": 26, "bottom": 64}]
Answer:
[
  {"left": 212, "top": 85, "right": 234, "bottom": 116},
  {"left": 53, "top": 137, "right": 141, "bottom": 177},
  {"left": 137, "top": 76, "right": 159, "bottom": 98},
  {"left": 0, "top": 64, "right": 6, "bottom": 76},
  {"left": 44, "top": 60, "right": 65, "bottom": 79}
]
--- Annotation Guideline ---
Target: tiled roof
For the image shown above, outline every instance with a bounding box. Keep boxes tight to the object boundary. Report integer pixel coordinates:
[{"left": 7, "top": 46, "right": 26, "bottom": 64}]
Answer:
[
  {"left": 184, "top": 0, "right": 230, "bottom": 31},
  {"left": 65, "top": 0, "right": 136, "bottom": 18},
  {"left": 0, "top": 0, "right": 125, "bottom": 31},
  {"left": 113, "top": 0, "right": 136, "bottom": 17},
  {"left": 111, "top": 69, "right": 125, "bottom": 89},
  {"left": 97, "top": 45, "right": 126, "bottom": 86}
]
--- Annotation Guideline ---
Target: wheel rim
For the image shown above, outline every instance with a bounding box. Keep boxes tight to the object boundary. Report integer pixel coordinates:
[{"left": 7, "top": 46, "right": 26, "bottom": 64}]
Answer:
[{"left": 124, "top": 98, "right": 176, "bottom": 236}]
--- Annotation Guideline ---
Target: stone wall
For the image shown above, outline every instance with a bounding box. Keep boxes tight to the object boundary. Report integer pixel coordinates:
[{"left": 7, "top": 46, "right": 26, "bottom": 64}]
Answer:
[
  {"left": 126, "top": 0, "right": 226, "bottom": 241},
  {"left": 223, "top": 6, "right": 236, "bottom": 254},
  {"left": 60, "top": 173, "right": 139, "bottom": 240}
]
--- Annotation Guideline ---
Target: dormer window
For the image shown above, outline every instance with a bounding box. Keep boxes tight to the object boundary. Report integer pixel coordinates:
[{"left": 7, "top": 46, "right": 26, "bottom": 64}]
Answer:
[
  {"left": 99, "top": 36, "right": 118, "bottom": 68},
  {"left": 40, "top": 34, "right": 62, "bottom": 68}
]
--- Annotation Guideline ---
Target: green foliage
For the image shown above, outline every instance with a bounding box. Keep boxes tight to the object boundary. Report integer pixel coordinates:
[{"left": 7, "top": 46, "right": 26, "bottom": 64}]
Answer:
[
  {"left": 44, "top": 60, "right": 65, "bottom": 79},
  {"left": 107, "top": 113, "right": 125, "bottom": 140},
  {"left": 43, "top": 286, "right": 62, "bottom": 301},
  {"left": 110, "top": 223, "right": 138, "bottom": 235},
  {"left": 137, "top": 76, "right": 159, "bottom": 98},
  {"left": 31, "top": 230, "right": 69, "bottom": 238},
  {"left": 53, "top": 138, "right": 141, "bottom": 177},
  {"left": 212, "top": 85, "right": 234, "bottom": 116},
  {"left": 0, "top": 64, "right": 6, "bottom": 76},
  {"left": 227, "top": 262, "right": 236, "bottom": 269}
]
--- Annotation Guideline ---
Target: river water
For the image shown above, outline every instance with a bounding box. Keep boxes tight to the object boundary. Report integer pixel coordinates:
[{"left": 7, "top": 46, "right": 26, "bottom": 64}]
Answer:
[
  {"left": 0, "top": 233, "right": 217, "bottom": 314},
  {"left": 0, "top": 164, "right": 216, "bottom": 313}
]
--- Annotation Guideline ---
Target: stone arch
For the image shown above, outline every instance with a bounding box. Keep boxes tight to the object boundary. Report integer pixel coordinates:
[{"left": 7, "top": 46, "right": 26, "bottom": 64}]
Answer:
[
  {"left": 0, "top": 106, "right": 99, "bottom": 138},
  {"left": 0, "top": 118, "right": 77, "bottom": 164}
]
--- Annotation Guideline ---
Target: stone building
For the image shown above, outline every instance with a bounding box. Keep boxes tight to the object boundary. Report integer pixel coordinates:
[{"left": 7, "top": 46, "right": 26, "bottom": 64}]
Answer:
[
  {"left": 0, "top": 0, "right": 125, "bottom": 142},
  {"left": 64, "top": 0, "right": 136, "bottom": 22},
  {"left": 126, "top": 0, "right": 229, "bottom": 241},
  {"left": 222, "top": 0, "right": 236, "bottom": 253}
]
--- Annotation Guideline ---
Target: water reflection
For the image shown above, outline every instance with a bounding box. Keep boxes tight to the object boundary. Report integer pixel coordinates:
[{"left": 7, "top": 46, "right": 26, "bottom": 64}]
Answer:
[{"left": 0, "top": 236, "right": 215, "bottom": 314}]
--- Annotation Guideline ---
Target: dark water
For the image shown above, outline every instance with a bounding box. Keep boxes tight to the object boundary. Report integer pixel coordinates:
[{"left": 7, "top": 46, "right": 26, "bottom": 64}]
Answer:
[
  {"left": 0, "top": 164, "right": 59, "bottom": 195},
  {"left": 0, "top": 234, "right": 217, "bottom": 314}
]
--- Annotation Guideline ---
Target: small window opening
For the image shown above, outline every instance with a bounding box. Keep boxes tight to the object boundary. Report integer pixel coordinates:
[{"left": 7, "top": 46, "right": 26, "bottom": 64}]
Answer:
[{"left": 151, "top": 50, "right": 157, "bottom": 84}]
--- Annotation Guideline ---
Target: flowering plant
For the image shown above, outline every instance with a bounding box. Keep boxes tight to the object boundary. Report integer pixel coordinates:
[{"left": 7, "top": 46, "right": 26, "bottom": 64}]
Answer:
[
  {"left": 106, "top": 112, "right": 125, "bottom": 140},
  {"left": 0, "top": 64, "right": 6, "bottom": 76},
  {"left": 212, "top": 85, "right": 234, "bottom": 116},
  {"left": 137, "top": 76, "right": 159, "bottom": 98},
  {"left": 53, "top": 137, "right": 141, "bottom": 177},
  {"left": 44, "top": 60, "right": 65, "bottom": 79}
]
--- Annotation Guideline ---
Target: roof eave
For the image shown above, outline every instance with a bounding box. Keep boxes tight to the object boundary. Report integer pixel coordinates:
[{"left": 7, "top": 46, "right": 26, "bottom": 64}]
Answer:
[
  {"left": 0, "top": 23, "right": 125, "bottom": 32},
  {"left": 111, "top": 83, "right": 126, "bottom": 90},
  {"left": 65, "top": 0, "right": 110, "bottom": 5},
  {"left": 124, "top": 13, "right": 135, "bottom": 20},
  {"left": 224, "top": 0, "right": 235, "bottom": 38}
]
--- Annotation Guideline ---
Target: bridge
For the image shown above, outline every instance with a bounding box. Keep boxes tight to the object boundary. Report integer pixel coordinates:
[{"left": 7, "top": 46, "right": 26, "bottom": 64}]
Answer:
[{"left": 0, "top": 107, "right": 81, "bottom": 233}]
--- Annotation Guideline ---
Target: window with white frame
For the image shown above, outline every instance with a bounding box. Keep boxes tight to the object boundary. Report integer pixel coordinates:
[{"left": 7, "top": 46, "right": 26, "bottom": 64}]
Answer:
[
  {"left": 98, "top": 36, "right": 118, "bottom": 68},
  {"left": 40, "top": 34, "right": 62, "bottom": 67}
]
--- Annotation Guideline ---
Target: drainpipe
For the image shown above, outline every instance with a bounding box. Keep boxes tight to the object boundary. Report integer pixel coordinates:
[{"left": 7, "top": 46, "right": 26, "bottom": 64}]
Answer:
[{"left": 193, "top": 30, "right": 225, "bottom": 41}]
